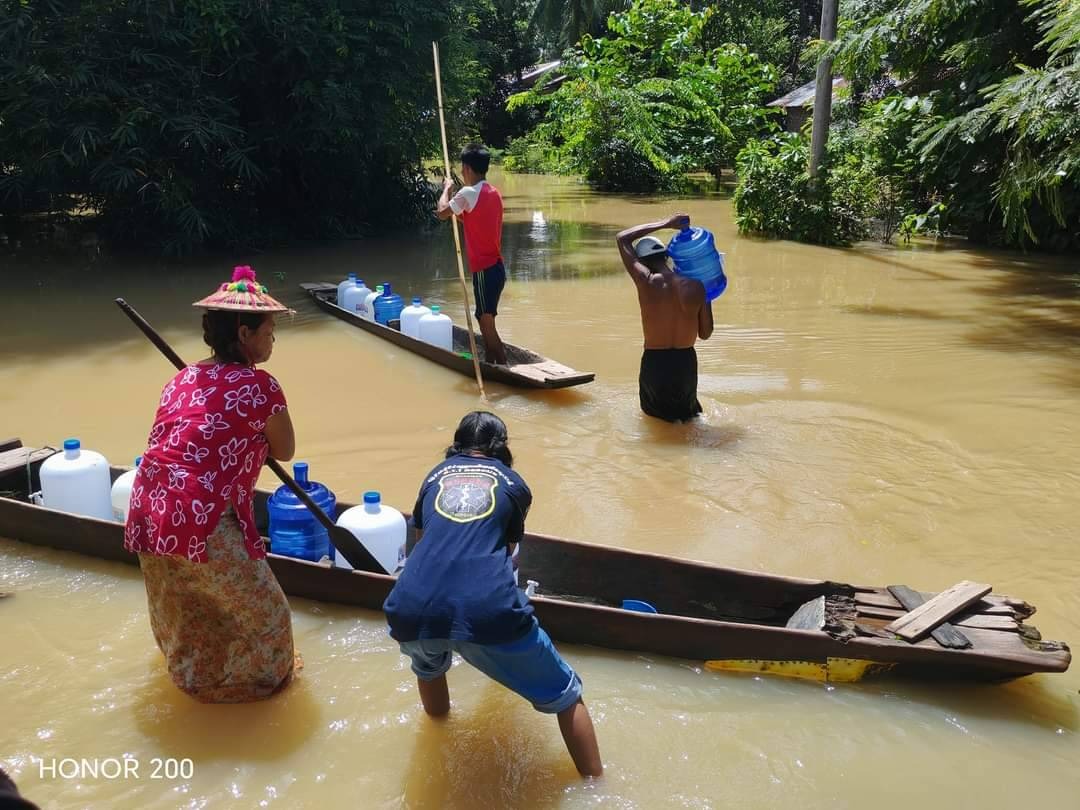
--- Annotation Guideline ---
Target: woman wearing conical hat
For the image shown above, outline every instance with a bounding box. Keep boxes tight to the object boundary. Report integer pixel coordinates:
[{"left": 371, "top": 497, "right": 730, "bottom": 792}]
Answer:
[{"left": 124, "top": 266, "right": 298, "bottom": 702}]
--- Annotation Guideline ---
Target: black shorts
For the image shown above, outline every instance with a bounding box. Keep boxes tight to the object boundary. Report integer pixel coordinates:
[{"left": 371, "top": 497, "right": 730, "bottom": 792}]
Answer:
[
  {"left": 639, "top": 348, "right": 703, "bottom": 422},
  {"left": 472, "top": 261, "right": 506, "bottom": 319}
]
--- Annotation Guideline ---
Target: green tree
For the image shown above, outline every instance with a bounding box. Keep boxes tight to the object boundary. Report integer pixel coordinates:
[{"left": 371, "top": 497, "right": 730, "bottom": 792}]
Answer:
[
  {"left": 830, "top": 0, "right": 1079, "bottom": 249},
  {"left": 506, "top": 0, "right": 778, "bottom": 190},
  {"left": 0, "top": 0, "right": 498, "bottom": 253},
  {"left": 531, "top": 0, "right": 629, "bottom": 52}
]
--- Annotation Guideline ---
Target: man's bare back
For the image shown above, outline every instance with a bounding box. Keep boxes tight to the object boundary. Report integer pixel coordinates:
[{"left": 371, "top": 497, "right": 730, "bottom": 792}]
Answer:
[{"left": 637, "top": 271, "right": 707, "bottom": 349}]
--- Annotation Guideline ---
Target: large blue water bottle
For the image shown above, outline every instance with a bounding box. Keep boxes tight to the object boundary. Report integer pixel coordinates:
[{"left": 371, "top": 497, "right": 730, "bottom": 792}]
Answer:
[
  {"left": 667, "top": 226, "right": 727, "bottom": 301},
  {"left": 267, "top": 462, "right": 337, "bottom": 562},
  {"left": 374, "top": 282, "right": 405, "bottom": 325}
]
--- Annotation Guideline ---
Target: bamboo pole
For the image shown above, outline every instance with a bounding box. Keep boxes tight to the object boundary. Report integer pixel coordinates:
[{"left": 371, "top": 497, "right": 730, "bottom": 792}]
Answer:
[
  {"left": 808, "top": 0, "right": 839, "bottom": 180},
  {"left": 432, "top": 41, "right": 488, "bottom": 402}
]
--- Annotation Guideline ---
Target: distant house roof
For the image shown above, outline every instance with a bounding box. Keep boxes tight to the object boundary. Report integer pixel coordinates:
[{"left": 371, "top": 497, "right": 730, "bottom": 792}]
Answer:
[
  {"left": 768, "top": 77, "right": 849, "bottom": 109},
  {"left": 508, "top": 60, "right": 566, "bottom": 92}
]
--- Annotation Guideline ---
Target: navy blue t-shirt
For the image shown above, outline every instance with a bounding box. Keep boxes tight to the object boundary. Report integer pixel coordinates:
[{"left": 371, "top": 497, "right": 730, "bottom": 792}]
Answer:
[{"left": 383, "top": 454, "right": 534, "bottom": 645}]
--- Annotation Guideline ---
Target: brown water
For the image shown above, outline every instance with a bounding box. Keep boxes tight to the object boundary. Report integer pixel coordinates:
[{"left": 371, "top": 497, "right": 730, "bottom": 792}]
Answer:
[{"left": 2, "top": 169, "right": 1079, "bottom": 808}]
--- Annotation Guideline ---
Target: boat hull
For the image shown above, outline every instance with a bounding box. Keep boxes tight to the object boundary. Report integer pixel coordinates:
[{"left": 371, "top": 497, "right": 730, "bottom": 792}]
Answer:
[
  {"left": 0, "top": 454, "right": 1069, "bottom": 683},
  {"left": 301, "top": 282, "right": 595, "bottom": 389}
]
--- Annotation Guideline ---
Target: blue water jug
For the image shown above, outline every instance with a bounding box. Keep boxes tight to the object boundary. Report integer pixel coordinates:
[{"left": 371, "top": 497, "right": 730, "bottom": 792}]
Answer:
[
  {"left": 267, "top": 462, "right": 337, "bottom": 562},
  {"left": 374, "top": 282, "right": 405, "bottom": 325},
  {"left": 667, "top": 226, "right": 727, "bottom": 301}
]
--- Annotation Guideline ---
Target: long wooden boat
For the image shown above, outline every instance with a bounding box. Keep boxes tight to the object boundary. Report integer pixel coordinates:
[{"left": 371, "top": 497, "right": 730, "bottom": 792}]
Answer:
[
  {"left": 301, "top": 282, "right": 595, "bottom": 390},
  {"left": 0, "top": 441, "right": 1069, "bottom": 683}
]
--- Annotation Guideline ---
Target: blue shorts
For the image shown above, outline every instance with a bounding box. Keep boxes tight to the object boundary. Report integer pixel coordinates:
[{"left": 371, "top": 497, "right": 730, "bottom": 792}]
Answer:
[
  {"left": 398, "top": 618, "right": 583, "bottom": 714},
  {"left": 472, "top": 261, "right": 506, "bottom": 319}
]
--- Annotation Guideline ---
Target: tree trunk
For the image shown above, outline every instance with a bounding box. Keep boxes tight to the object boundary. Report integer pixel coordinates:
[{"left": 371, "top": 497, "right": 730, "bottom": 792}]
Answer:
[{"left": 808, "top": 0, "right": 838, "bottom": 180}]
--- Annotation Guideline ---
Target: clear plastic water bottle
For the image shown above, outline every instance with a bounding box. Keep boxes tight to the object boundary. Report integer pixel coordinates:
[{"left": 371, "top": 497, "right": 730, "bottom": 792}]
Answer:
[
  {"left": 667, "top": 226, "right": 727, "bottom": 301},
  {"left": 267, "top": 462, "right": 337, "bottom": 562},
  {"left": 337, "top": 273, "right": 357, "bottom": 306},
  {"left": 363, "top": 285, "right": 384, "bottom": 322},
  {"left": 374, "top": 283, "right": 405, "bottom": 325}
]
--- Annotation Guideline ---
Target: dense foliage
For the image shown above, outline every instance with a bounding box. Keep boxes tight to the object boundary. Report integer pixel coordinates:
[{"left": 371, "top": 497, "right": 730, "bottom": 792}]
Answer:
[
  {"left": 505, "top": 0, "right": 778, "bottom": 191},
  {"left": 828, "top": 0, "right": 1080, "bottom": 249},
  {"left": 0, "top": 0, "right": 514, "bottom": 253},
  {"left": 733, "top": 132, "right": 874, "bottom": 246}
]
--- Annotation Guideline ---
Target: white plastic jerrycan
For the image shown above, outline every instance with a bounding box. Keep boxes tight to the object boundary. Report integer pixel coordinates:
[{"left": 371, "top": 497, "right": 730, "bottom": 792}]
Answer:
[
  {"left": 40, "top": 438, "right": 113, "bottom": 520},
  {"left": 334, "top": 491, "right": 407, "bottom": 573},
  {"left": 342, "top": 278, "right": 373, "bottom": 318},
  {"left": 418, "top": 305, "right": 453, "bottom": 352},
  {"left": 400, "top": 297, "right": 431, "bottom": 339},
  {"left": 110, "top": 456, "right": 143, "bottom": 522}
]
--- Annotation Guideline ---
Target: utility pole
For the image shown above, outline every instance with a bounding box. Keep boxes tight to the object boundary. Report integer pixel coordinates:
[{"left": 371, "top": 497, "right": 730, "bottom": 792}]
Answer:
[{"left": 808, "top": 0, "right": 838, "bottom": 180}]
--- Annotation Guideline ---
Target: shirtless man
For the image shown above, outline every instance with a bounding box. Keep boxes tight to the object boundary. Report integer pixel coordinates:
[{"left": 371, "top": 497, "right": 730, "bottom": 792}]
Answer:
[{"left": 616, "top": 213, "right": 713, "bottom": 422}]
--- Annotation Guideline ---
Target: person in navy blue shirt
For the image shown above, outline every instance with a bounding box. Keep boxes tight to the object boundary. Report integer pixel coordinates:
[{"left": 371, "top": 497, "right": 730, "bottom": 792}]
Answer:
[{"left": 383, "top": 411, "right": 603, "bottom": 777}]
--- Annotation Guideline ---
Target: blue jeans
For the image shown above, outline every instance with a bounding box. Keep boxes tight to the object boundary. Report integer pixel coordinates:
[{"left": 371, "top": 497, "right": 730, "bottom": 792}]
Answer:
[{"left": 398, "top": 618, "right": 583, "bottom": 714}]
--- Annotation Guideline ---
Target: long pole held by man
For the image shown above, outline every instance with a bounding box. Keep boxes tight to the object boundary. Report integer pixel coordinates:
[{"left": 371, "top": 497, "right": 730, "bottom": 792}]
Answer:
[{"left": 432, "top": 41, "right": 489, "bottom": 401}]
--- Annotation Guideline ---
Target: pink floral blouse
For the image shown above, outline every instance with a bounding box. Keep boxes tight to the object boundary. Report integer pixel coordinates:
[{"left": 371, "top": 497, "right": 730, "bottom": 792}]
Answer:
[{"left": 124, "top": 362, "right": 287, "bottom": 562}]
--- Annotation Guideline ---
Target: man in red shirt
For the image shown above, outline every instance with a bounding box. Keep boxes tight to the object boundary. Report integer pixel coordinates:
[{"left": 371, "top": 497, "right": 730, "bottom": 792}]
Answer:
[{"left": 437, "top": 143, "right": 509, "bottom": 365}]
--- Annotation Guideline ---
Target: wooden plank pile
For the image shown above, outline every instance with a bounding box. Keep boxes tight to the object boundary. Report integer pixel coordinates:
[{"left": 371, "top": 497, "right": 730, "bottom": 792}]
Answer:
[{"left": 849, "top": 581, "right": 1042, "bottom": 650}]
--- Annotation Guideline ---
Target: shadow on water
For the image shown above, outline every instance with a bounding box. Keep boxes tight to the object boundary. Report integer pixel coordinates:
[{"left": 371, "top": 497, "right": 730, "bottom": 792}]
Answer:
[
  {"left": 962, "top": 256, "right": 1080, "bottom": 376},
  {"left": 400, "top": 685, "right": 578, "bottom": 810},
  {"left": 131, "top": 663, "right": 322, "bottom": 762}
]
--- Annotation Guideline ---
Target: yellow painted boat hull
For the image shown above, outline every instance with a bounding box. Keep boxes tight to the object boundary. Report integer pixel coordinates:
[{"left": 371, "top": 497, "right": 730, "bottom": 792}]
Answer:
[{"left": 704, "top": 657, "right": 895, "bottom": 683}]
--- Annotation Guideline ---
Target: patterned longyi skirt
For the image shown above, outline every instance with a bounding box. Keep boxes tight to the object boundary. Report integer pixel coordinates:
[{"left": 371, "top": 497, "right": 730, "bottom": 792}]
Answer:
[{"left": 138, "top": 508, "right": 296, "bottom": 703}]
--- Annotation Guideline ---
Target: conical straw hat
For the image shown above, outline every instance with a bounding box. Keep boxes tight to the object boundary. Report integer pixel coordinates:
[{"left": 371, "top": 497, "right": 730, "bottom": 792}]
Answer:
[{"left": 192, "top": 266, "right": 289, "bottom": 312}]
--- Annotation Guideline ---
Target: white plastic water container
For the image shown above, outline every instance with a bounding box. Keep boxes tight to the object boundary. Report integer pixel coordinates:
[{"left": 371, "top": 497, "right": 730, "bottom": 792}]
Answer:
[
  {"left": 342, "top": 279, "right": 373, "bottom": 318},
  {"left": 334, "top": 491, "right": 407, "bottom": 574},
  {"left": 40, "top": 439, "right": 113, "bottom": 520},
  {"left": 362, "top": 285, "right": 384, "bottom": 322},
  {"left": 110, "top": 456, "right": 143, "bottom": 522},
  {"left": 400, "top": 297, "right": 431, "bottom": 339},
  {"left": 336, "top": 273, "right": 357, "bottom": 306},
  {"left": 418, "top": 305, "right": 453, "bottom": 352}
]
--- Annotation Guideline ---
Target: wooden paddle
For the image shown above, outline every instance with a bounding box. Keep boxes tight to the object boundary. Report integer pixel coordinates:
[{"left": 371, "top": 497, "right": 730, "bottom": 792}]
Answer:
[
  {"left": 114, "top": 297, "right": 387, "bottom": 574},
  {"left": 432, "top": 40, "right": 488, "bottom": 403}
]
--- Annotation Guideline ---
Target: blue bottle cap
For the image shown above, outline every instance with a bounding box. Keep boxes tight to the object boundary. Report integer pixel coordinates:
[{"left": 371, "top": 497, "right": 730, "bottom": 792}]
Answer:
[
  {"left": 382, "top": 283, "right": 392, "bottom": 295},
  {"left": 294, "top": 461, "right": 309, "bottom": 484},
  {"left": 412, "top": 297, "right": 421, "bottom": 305},
  {"left": 363, "top": 491, "right": 381, "bottom": 504},
  {"left": 348, "top": 272, "right": 357, "bottom": 280},
  {"left": 63, "top": 438, "right": 80, "bottom": 451},
  {"left": 135, "top": 456, "right": 143, "bottom": 466}
]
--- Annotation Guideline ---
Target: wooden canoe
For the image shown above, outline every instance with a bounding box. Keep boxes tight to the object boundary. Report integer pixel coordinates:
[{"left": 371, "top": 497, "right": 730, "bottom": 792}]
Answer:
[
  {"left": 301, "top": 282, "right": 595, "bottom": 390},
  {"left": 0, "top": 442, "right": 1069, "bottom": 683}
]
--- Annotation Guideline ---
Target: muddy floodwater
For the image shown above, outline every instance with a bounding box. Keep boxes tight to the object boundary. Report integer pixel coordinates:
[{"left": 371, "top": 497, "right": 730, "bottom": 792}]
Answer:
[{"left": 1, "top": 169, "right": 1079, "bottom": 809}]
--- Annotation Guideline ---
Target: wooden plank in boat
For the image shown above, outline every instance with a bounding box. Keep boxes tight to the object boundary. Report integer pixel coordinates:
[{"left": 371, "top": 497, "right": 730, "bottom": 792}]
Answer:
[
  {"left": 0, "top": 446, "right": 55, "bottom": 478},
  {"left": 885, "top": 581, "right": 991, "bottom": 642},
  {"left": 888, "top": 585, "right": 971, "bottom": 648},
  {"left": 858, "top": 604, "right": 1019, "bottom": 632},
  {"left": 856, "top": 588, "right": 1030, "bottom": 618}
]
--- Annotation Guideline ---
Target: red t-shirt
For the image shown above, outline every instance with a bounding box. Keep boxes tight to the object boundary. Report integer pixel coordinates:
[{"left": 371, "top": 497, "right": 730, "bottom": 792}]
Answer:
[
  {"left": 452, "top": 181, "right": 503, "bottom": 272},
  {"left": 123, "top": 363, "right": 287, "bottom": 562}
]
